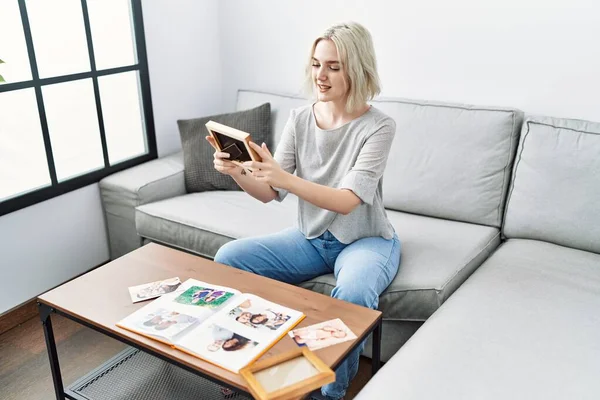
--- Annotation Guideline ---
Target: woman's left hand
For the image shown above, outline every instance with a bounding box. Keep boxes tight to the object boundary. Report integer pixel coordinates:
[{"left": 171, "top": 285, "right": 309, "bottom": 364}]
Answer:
[{"left": 243, "top": 142, "right": 290, "bottom": 189}]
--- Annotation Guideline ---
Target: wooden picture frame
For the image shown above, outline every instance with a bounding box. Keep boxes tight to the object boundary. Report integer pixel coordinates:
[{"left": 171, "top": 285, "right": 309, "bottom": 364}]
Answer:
[
  {"left": 240, "top": 347, "right": 335, "bottom": 400},
  {"left": 205, "top": 120, "right": 262, "bottom": 169}
]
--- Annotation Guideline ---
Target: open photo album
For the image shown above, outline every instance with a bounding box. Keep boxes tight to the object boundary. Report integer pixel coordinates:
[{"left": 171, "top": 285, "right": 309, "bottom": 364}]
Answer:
[{"left": 117, "top": 278, "right": 305, "bottom": 373}]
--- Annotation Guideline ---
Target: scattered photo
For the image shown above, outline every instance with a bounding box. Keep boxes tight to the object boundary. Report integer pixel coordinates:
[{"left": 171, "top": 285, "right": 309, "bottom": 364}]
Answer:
[
  {"left": 133, "top": 308, "right": 198, "bottom": 339},
  {"left": 289, "top": 318, "right": 357, "bottom": 351},
  {"left": 174, "top": 286, "right": 235, "bottom": 308},
  {"left": 227, "top": 298, "right": 292, "bottom": 332},
  {"left": 128, "top": 277, "right": 181, "bottom": 303}
]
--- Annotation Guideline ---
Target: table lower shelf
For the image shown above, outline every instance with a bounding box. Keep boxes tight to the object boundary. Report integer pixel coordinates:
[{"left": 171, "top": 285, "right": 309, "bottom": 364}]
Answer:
[{"left": 66, "top": 346, "right": 253, "bottom": 400}]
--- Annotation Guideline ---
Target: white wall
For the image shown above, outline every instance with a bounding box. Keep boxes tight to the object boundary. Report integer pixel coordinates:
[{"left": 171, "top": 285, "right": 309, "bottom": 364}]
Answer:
[
  {"left": 144, "top": 0, "right": 223, "bottom": 156},
  {"left": 4, "top": 0, "right": 596, "bottom": 315},
  {"left": 0, "top": 184, "right": 109, "bottom": 314},
  {"left": 219, "top": 0, "right": 600, "bottom": 123},
  {"left": 0, "top": 0, "right": 223, "bottom": 315}
]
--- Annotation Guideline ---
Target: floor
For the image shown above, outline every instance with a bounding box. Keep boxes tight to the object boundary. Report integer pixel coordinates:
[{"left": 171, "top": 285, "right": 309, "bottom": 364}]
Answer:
[{"left": 0, "top": 314, "right": 372, "bottom": 400}]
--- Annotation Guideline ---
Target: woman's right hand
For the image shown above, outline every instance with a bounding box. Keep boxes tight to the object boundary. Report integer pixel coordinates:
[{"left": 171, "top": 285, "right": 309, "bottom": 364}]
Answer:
[{"left": 205, "top": 135, "right": 240, "bottom": 176}]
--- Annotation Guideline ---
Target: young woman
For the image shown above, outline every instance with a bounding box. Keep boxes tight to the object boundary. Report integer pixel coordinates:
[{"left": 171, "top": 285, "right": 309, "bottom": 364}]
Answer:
[{"left": 207, "top": 22, "right": 401, "bottom": 400}]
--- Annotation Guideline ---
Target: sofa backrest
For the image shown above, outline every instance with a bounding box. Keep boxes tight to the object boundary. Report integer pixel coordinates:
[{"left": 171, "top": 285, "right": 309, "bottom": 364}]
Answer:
[
  {"left": 236, "top": 90, "right": 308, "bottom": 150},
  {"left": 375, "top": 99, "right": 523, "bottom": 227},
  {"left": 237, "top": 90, "right": 523, "bottom": 228},
  {"left": 503, "top": 115, "right": 600, "bottom": 254}
]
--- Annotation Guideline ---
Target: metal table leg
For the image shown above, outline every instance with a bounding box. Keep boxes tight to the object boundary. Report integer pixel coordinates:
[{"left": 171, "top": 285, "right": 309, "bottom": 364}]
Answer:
[
  {"left": 371, "top": 318, "right": 382, "bottom": 375},
  {"left": 39, "top": 303, "right": 65, "bottom": 400}
]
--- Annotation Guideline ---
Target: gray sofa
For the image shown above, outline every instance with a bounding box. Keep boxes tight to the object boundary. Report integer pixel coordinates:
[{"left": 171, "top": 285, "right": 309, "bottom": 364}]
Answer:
[
  {"left": 100, "top": 92, "right": 600, "bottom": 399},
  {"left": 100, "top": 90, "right": 524, "bottom": 362},
  {"left": 356, "top": 116, "right": 600, "bottom": 398}
]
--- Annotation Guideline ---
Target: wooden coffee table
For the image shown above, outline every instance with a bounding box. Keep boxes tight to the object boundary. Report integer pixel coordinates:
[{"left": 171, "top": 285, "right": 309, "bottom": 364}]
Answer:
[{"left": 38, "top": 243, "right": 382, "bottom": 399}]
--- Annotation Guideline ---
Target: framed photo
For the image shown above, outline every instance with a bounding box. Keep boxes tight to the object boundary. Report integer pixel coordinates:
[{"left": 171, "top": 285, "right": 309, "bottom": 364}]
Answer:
[
  {"left": 205, "top": 120, "right": 262, "bottom": 168},
  {"left": 240, "top": 347, "right": 334, "bottom": 400}
]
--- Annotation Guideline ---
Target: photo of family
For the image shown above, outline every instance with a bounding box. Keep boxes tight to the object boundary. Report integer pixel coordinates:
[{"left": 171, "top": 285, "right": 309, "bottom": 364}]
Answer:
[
  {"left": 227, "top": 298, "right": 292, "bottom": 332},
  {"left": 289, "top": 318, "right": 356, "bottom": 351},
  {"left": 128, "top": 277, "right": 181, "bottom": 303},
  {"left": 134, "top": 308, "right": 198, "bottom": 338},
  {"left": 174, "top": 286, "right": 235, "bottom": 308}
]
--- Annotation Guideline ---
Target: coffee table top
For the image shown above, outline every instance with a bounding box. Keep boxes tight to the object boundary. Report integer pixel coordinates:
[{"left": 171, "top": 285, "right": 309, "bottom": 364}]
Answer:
[{"left": 38, "top": 243, "right": 381, "bottom": 390}]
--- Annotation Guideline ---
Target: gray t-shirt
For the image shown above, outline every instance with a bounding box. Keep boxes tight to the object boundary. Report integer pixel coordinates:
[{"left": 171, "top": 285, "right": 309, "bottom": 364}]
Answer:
[{"left": 272, "top": 104, "right": 396, "bottom": 244}]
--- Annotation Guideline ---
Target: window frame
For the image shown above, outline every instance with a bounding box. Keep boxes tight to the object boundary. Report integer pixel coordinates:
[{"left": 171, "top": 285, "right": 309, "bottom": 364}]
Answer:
[{"left": 0, "top": 0, "right": 157, "bottom": 217}]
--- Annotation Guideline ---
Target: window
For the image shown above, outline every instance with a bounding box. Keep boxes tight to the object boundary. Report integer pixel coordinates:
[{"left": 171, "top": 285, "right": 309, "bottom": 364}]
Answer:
[{"left": 0, "top": 0, "right": 156, "bottom": 216}]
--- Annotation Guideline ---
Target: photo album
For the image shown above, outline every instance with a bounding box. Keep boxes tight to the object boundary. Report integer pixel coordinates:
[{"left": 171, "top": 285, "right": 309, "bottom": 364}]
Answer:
[{"left": 117, "top": 278, "right": 305, "bottom": 373}]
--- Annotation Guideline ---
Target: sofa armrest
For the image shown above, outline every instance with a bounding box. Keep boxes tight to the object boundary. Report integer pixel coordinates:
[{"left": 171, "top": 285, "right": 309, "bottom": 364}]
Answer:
[{"left": 99, "top": 152, "right": 186, "bottom": 259}]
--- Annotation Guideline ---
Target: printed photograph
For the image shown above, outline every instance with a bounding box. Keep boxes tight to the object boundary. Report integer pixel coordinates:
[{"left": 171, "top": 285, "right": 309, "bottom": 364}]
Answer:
[
  {"left": 174, "top": 286, "right": 235, "bottom": 308},
  {"left": 205, "top": 324, "right": 258, "bottom": 353},
  {"left": 227, "top": 298, "right": 292, "bottom": 331},
  {"left": 289, "top": 318, "right": 357, "bottom": 351},
  {"left": 176, "top": 323, "right": 260, "bottom": 373},
  {"left": 128, "top": 277, "right": 181, "bottom": 303},
  {"left": 134, "top": 308, "right": 198, "bottom": 338}
]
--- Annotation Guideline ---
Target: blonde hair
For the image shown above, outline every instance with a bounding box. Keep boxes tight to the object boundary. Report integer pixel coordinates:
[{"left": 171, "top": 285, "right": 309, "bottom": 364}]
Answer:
[{"left": 304, "top": 22, "right": 381, "bottom": 113}]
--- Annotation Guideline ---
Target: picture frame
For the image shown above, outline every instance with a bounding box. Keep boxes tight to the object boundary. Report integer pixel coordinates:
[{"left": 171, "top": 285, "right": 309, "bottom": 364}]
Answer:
[
  {"left": 240, "top": 347, "right": 335, "bottom": 400},
  {"left": 205, "top": 120, "right": 262, "bottom": 168}
]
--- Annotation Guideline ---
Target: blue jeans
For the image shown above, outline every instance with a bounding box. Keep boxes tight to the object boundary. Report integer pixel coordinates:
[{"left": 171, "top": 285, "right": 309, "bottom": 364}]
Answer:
[{"left": 214, "top": 227, "right": 401, "bottom": 400}]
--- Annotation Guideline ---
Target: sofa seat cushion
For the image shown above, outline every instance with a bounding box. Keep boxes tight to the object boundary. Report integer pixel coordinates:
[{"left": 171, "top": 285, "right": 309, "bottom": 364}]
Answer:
[
  {"left": 301, "top": 211, "right": 500, "bottom": 321},
  {"left": 137, "top": 197, "right": 499, "bottom": 322},
  {"left": 356, "top": 239, "right": 600, "bottom": 400},
  {"left": 135, "top": 192, "right": 297, "bottom": 258}
]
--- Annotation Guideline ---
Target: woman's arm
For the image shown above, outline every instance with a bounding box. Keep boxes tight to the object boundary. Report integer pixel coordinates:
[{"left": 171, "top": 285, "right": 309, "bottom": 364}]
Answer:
[
  {"left": 244, "top": 142, "right": 362, "bottom": 215},
  {"left": 229, "top": 167, "right": 278, "bottom": 203},
  {"left": 205, "top": 135, "right": 277, "bottom": 203}
]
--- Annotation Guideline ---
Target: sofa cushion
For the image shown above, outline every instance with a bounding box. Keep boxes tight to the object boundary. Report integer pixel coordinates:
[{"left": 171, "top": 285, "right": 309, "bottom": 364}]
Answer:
[
  {"left": 237, "top": 90, "right": 523, "bottom": 227},
  {"left": 137, "top": 197, "right": 499, "bottom": 321},
  {"left": 503, "top": 115, "right": 600, "bottom": 254},
  {"left": 135, "top": 192, "right": 297, "bottom": 258},
  {"left": 375, "top": 99, "right": 523, "bottom": 227},
  {"left": 177, "top": 103, "right": 271, "bottom": 193},
  {"left": 302, "top": 210, "right": 500, "bottom": 321},
  {"left": 356, "top": 239, "right": 600, "bottom": 400}
]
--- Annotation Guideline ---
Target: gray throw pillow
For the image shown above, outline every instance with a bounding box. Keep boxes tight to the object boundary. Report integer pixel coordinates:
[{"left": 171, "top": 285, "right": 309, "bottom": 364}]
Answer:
[{"left": 178, "top": 103, "right": 271, "bottom": 193}]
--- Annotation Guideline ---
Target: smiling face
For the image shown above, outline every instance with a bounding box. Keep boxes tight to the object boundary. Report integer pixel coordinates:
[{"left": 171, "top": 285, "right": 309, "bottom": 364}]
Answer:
[
  {"left": 250, "top": 314, "right": 268, "bottom": 325},
  {"left": 311, "top": 39, "right": 349, "bottom": 104},
  {"left": 223, "top": 338, "right": 239, "bottom": 349},
  {"left": 236, "top": 312, "right": 252, "bottom": 324}
]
